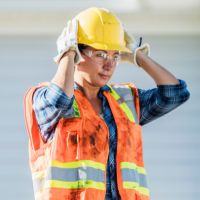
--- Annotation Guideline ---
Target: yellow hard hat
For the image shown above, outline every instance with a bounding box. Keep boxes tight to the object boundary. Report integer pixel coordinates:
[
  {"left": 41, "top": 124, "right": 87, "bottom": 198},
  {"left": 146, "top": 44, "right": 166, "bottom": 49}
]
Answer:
[{"left": 75, "top": 7, "right": 131, "bottom": 53}]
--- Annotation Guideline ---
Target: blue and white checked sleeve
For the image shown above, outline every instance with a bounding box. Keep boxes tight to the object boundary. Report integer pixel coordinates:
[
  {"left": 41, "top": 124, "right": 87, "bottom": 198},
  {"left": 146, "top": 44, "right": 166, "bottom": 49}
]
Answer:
[
  {"left": 33, "top": 83, "right": 74, "bottom": 142},
  {"left": 138, "top": 79, "right": 190, "bottom": 125},
  {"left": 33, "top": 79, "right": 190, "bottom": 142}
]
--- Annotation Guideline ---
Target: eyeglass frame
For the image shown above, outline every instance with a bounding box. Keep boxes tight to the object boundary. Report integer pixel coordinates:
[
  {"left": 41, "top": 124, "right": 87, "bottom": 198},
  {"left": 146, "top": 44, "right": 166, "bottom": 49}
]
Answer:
[{"left": 81, "top": 48, "right": 121, "bottom": 64}]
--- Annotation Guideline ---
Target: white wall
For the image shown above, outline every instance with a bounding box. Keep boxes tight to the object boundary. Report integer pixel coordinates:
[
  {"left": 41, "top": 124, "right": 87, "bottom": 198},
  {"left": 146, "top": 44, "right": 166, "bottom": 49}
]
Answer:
[{"left": 0, "top": 0, "right": 200, "bottom": 35}]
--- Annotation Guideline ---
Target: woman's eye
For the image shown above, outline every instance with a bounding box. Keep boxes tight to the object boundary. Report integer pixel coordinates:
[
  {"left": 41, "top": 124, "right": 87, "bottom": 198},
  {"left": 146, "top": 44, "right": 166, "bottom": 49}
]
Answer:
[
  {"left": 95, "top": 53, "right": 105, "bottom": 58},
  {"left": 113, "top": 55, "right": 120, "bottom": 61}
]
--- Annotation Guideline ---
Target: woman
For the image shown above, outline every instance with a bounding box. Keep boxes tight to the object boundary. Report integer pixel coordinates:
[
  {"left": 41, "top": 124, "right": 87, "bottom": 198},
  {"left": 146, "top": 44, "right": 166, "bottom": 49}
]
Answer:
[{"left": 24, "top": 7, "right": 190, "bottom": 200}]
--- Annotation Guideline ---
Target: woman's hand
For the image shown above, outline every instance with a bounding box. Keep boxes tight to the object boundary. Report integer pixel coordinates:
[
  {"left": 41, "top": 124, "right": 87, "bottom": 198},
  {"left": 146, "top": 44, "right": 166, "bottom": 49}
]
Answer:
[
  {"left": 54, "top": 18, "right": 82, "bottom": 64},
  {"left": 120, "top": 30, "right": 150, "bottom": 67}
]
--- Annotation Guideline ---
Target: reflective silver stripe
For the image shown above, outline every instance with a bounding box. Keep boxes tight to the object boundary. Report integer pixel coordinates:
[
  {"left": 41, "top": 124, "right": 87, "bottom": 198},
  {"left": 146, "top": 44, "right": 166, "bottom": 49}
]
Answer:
[
  {"left": 111, "top": 85, "right": 139, "bottom": 124},
  {"left": 46, "top": 166, "right": 105, "bottom": 183},
  {"left": 121, "top": 168, "right": 148, "bottom": 188},
  {"left": 32, "top": 166, "right": 105, "bottom": 193}
]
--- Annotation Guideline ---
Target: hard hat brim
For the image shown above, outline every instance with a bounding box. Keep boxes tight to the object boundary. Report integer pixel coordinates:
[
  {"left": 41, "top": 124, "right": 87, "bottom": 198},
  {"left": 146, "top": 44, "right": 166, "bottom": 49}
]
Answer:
[{"left": 78, "top": 41, "right": 132, "bottom": 53}]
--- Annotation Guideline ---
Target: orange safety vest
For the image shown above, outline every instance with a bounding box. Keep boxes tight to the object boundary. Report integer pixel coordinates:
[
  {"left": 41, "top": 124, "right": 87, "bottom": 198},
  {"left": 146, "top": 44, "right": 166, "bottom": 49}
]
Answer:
[{"left": 24, "top": 83, "right": 150, "bottom": 200}]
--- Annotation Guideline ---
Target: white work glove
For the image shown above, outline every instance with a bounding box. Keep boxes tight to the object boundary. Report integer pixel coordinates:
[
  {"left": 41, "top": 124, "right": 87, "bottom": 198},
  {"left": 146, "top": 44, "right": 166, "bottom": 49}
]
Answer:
[
  {"left": 120, "top": 30, "right": 150, "bottom": 67},
  {"left": 54, "top": 18, "right": 82, "bottom": 64}
]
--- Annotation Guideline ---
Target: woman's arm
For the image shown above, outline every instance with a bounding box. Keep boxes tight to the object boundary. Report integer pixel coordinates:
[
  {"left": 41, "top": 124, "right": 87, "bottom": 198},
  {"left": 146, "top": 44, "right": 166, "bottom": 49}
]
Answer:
[
  {"left": 136, "top": 50, "right": 179, "bottom": 85},
  {"left": 33, "top": 51, "right": 76, "bottom": 142},
  {"left": 135, "top": 51, "right": 190, "bottom": 125},
  {"left": 138, "top": 80, "right": 190, "bottom": 125},
  {"left": 51, "top": 51, "right": 76, "bottom": 97}
]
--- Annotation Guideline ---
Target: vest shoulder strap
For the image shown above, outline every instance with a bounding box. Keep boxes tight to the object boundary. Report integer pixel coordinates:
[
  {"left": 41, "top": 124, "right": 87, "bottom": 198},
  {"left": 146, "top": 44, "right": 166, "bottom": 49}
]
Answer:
[{"left": 109, "top": 83, "right": 140, "bottom": 124}]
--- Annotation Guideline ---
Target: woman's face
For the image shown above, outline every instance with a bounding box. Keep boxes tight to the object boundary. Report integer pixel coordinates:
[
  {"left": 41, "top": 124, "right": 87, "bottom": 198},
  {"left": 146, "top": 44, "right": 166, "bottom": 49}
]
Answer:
[{"left": 76, "top": 46, "right": 119, "bottom": 87}]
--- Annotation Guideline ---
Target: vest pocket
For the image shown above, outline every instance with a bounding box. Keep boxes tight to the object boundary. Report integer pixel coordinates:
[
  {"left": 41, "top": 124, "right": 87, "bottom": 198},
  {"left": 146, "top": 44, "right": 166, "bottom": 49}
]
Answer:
[
  {"left": 66, "top": 131, "right": 80, "bottom": 160},
  {"left": 118, "top": 119, "right": 144, "bottom": 166},
  {"left": 80, "top": 118, "right": 109, "bottom": 160},
  {"left": 66, "top": 129, "right": 108, "bottom": 161}
]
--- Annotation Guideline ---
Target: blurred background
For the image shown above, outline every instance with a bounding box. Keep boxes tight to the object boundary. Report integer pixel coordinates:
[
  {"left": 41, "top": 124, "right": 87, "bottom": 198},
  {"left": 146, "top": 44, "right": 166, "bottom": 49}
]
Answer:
[{"left": 0, "top": 0, "right": 200, "bottom": 199}]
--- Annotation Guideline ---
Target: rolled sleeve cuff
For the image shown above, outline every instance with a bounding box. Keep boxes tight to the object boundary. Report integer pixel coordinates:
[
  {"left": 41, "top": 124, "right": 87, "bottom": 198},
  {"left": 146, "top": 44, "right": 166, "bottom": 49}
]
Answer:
[
  {"left": 157, "top": 79, "right": 189, "bottom": 98},
  {"left": 45, "top": 83, "right": 74, "bottom": 109}
]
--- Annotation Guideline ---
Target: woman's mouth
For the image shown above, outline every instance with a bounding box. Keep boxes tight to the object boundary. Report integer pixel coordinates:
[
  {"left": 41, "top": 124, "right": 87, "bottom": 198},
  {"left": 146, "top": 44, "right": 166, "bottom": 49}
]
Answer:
[{"left": 99, "top": 74, "right": 110, "bottom": 80}]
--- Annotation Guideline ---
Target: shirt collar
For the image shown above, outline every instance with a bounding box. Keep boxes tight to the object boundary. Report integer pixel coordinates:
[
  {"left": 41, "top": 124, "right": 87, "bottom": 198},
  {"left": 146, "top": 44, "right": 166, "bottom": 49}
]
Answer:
[{"left": 74, "top": 82, "right": 111, "bottom": 93}]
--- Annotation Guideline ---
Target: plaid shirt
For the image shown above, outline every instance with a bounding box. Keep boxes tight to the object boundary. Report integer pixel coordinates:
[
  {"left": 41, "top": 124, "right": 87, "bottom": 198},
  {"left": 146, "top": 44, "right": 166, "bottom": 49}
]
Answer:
[{"left": 33, "top": 80, "right": 190, "bottom": 199}]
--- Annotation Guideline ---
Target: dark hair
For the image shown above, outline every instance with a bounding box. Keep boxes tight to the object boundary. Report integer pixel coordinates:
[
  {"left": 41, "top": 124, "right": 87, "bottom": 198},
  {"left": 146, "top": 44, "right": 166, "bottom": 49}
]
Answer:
[{"left": 78, "top": 44, "right": 89, "bottom": 53}]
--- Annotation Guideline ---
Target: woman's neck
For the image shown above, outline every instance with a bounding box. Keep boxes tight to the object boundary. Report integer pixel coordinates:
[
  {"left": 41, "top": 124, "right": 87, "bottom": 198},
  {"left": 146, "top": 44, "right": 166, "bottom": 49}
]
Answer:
[
  {"left": 75, "top": 80, "right": 100, "bottom": 101},
  {"left": 75, "top": 80, "right": 103, "bottom": 115}
]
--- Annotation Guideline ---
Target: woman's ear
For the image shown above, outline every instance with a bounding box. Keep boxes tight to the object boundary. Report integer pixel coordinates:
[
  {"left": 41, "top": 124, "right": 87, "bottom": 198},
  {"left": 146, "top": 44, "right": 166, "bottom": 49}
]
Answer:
[{"left": 75, "top": 62, "right": 83, "bottom": 70}]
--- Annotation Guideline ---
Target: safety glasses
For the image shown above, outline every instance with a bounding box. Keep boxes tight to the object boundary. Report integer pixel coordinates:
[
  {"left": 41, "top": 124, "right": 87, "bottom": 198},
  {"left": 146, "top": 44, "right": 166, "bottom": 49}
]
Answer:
[{"left": 82, "top": 49, "right": 120, "bottom": 64}]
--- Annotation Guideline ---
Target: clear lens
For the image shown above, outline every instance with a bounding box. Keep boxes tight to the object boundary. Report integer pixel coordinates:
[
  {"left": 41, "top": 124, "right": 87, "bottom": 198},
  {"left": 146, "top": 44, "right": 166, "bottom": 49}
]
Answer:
[{"left": 83, "top": 50, "right": 120, "bottom": 64}]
